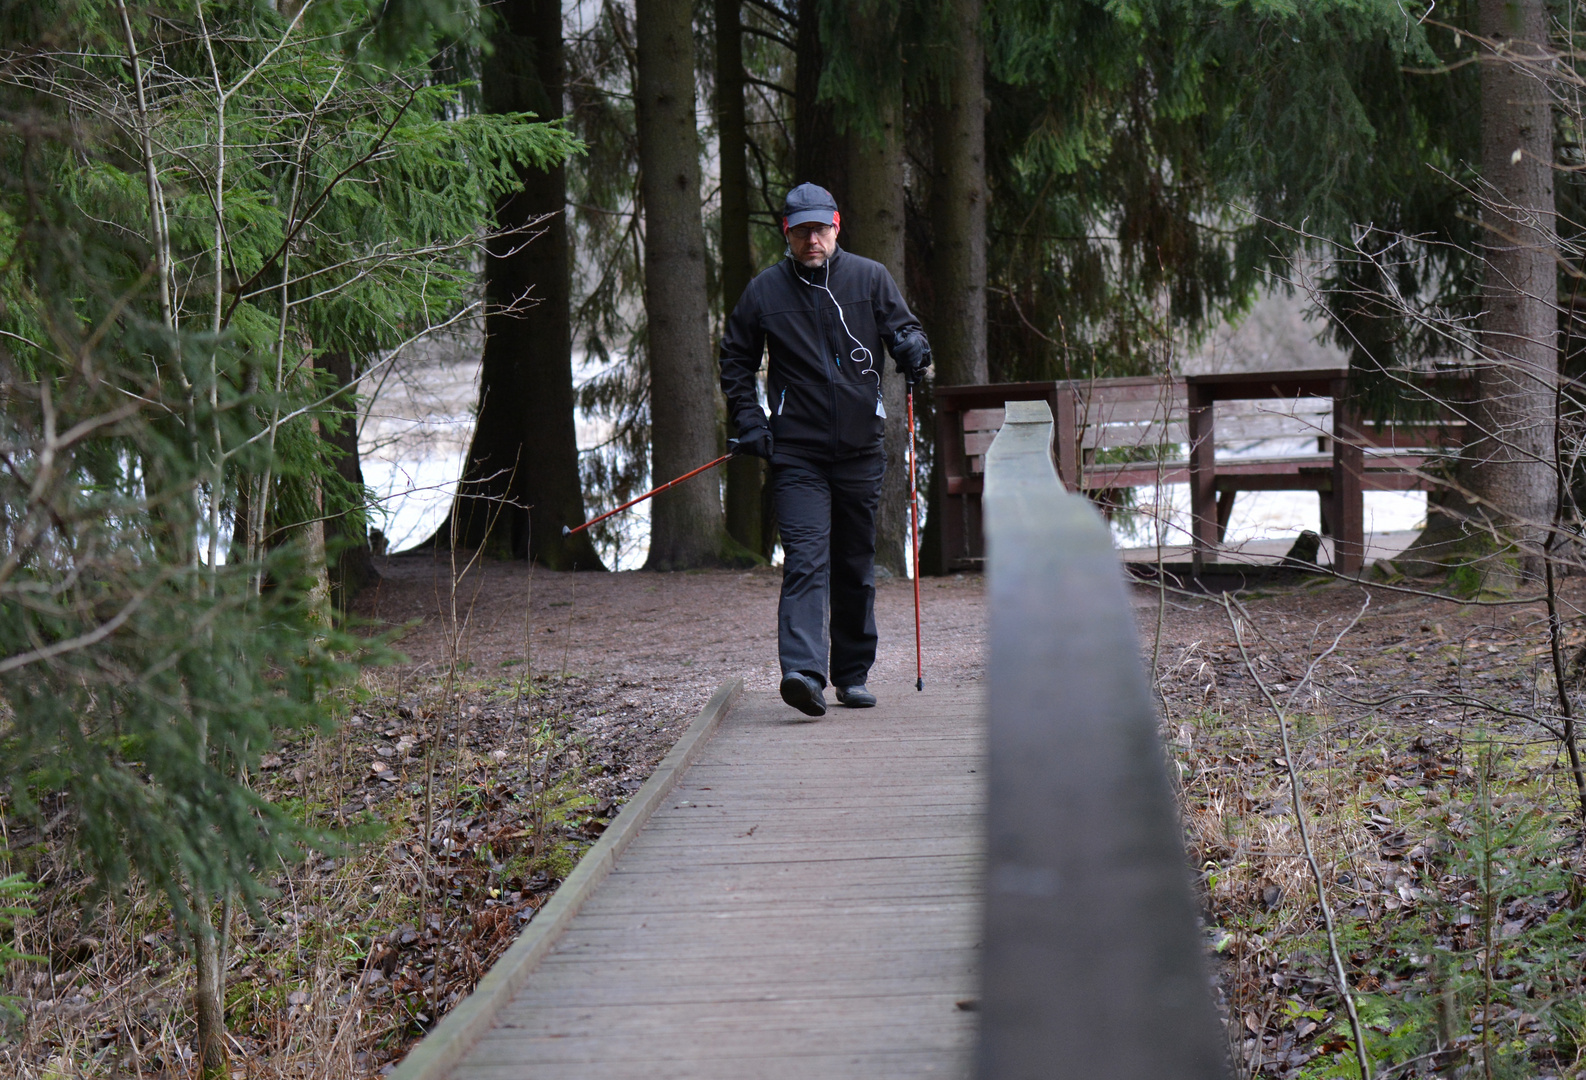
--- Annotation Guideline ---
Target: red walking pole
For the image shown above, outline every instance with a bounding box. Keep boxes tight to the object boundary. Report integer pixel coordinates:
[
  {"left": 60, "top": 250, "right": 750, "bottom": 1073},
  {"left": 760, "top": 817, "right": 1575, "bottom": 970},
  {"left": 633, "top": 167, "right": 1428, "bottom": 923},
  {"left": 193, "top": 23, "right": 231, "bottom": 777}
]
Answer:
[
  {"left": 908, "top": 389, "right": 923, "bottom": 692},
  {"left": 562, "top": 453, "right": 733, "bottom": 538}
]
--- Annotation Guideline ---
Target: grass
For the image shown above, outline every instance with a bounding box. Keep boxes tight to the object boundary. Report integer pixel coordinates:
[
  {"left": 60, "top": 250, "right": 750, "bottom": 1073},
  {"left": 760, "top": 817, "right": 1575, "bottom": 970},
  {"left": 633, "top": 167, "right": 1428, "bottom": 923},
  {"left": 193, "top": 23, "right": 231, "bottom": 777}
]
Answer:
[
  {"left": 0, "top": 671, "right": 607, "bottom": 1079},
  {"left": 1165, "top": 588, "right": 1586, "bottom": 1079}
]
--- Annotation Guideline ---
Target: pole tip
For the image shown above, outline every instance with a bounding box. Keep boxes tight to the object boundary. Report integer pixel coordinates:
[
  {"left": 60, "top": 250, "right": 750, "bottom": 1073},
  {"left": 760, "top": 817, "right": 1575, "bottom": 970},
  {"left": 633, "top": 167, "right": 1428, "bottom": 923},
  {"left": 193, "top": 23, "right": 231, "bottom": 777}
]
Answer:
[
  {"left": 916, "top": 678, "right": 924, "bottom": 692},
  {"left": 561, "top": 525, "right": 570, "bottom": 537}
]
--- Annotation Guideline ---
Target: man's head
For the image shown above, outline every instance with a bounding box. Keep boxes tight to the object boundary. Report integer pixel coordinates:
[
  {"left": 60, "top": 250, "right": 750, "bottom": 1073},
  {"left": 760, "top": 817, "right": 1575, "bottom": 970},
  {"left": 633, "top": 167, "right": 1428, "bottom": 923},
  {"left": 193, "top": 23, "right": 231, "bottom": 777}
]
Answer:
[{"left": 782, "top": 183, "right": 841, "bottom": 268}]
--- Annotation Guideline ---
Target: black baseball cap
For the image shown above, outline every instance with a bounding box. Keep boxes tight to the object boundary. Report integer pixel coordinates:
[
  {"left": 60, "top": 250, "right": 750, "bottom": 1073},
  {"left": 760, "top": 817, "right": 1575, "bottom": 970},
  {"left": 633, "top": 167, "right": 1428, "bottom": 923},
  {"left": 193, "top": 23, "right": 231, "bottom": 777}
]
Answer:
[{"left": 782, "top": 183, "right": 839, "bottom": 229}]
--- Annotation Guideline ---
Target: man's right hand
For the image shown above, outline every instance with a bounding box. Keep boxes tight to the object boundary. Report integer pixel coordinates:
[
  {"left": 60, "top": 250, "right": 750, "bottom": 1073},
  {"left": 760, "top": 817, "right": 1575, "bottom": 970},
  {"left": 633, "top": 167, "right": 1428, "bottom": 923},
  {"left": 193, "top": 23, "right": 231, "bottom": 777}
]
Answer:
[{"left": 730, "top": 427, "right": 773, "bottom": 460}]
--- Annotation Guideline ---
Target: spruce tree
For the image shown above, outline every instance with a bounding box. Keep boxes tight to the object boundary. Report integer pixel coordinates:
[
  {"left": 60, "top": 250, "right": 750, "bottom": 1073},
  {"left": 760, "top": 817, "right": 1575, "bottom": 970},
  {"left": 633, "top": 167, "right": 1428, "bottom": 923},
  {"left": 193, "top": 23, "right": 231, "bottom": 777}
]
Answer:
[
  {"left": 0, "top": 2, "right": 579, "bottom": 1072},
  {"left": 637, "top": 0, "right": 728, "bottom": 568},
  {"left": 718, "top": 0, "right": 768, "bottom": 558},
  {"left": 435, "top": 0, "right": 605, "bottom": 568}
]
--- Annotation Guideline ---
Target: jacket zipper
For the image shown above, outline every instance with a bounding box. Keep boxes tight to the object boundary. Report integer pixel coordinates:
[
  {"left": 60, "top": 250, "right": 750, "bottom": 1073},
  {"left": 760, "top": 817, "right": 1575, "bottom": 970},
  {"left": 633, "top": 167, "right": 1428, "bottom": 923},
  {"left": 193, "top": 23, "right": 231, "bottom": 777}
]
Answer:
[{"left": 823, "top": 275, "right": 840, "bottom": 456}]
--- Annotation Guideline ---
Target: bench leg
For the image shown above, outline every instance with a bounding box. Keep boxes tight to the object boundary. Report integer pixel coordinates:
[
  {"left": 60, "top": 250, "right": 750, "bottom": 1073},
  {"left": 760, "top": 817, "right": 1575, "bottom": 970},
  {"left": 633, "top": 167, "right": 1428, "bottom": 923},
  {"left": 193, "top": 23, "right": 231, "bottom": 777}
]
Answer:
[
  {"left": 1188, "top": 385, "right": 1216, "bottom": 572},
  {"left": 1332, "top": 392, "right": 1364, "bottom": 575},
  {"left": 1215, "top": 491, "right": 1236, "bottom": 543}
]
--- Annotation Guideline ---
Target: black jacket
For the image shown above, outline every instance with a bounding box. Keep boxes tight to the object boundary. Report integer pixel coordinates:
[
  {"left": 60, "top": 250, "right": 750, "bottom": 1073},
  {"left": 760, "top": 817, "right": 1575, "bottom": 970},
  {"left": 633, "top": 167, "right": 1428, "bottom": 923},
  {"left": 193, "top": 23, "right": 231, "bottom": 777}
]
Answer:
[{"left": 720, "top": 246, "right": 922, "bottom": 462}]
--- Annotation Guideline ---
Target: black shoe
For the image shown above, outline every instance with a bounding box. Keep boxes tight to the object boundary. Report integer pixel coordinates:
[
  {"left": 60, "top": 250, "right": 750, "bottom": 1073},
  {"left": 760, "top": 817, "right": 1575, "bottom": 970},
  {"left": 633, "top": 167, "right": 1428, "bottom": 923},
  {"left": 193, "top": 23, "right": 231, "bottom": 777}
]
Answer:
[
  {"left": 779, "top": 672, "right": 827, "bottom": 717},
  {"left": 835, "top": 685, "right": 876, "bottom": 708}
]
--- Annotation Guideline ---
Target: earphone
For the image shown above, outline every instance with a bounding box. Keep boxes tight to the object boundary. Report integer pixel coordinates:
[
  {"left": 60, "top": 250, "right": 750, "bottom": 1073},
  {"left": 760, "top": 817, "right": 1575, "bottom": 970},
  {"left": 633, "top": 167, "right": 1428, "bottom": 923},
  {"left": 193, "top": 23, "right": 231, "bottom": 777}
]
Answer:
[
  {"left": 798, "top": 264, "right": 878, "bottom": 385},
  {"left": 784, "top": 215, "right": 884, "bottom": 415}
]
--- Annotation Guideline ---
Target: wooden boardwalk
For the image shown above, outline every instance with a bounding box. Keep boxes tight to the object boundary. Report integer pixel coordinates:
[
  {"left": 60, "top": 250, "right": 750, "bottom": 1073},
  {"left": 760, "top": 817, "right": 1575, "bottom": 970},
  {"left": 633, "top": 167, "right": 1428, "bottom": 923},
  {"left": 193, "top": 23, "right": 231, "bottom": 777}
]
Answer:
[{"left": 444, "top": 686, "right": 984, "bottom": 1080}]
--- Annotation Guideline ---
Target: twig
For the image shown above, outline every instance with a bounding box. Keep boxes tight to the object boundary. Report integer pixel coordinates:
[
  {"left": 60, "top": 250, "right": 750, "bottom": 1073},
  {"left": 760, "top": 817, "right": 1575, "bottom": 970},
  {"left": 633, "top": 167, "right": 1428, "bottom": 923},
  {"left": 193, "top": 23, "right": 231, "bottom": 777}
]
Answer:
[
  {"left": 1221, "top": 594, "right": 1374, "bottom": 1080},
  {"left": 1543, "top": 329, "right": 1586, "bottom": 829}
]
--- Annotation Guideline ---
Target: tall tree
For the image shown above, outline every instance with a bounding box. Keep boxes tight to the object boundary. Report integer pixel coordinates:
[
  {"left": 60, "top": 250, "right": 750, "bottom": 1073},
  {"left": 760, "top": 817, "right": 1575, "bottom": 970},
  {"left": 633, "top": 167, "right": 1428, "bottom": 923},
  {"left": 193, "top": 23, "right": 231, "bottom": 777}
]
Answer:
[
  {"left": 822, "top": 0, "right": 912, "bottom": 575},
  {"left": 438, "top": 0, "right": 604, "bottom": 568},
  {"left": 846, "top": 111, "right": 911, "bottom": 575},
  {"left": 637, "top": 0, "right": 726, "bottom": 568},
  {"left": 318, "top": 350, "right": 379, "bottom": 607},
  {"left": 717, "top": 0, "right": 766, "bottom": 557},
  {"left": 927, "top": 0, "right": 987, "bottom": 386},
  {"left": 0, "top": 1, "right": 568, "bottom": 1072},
  {"left": 1466, "top": 0, "right": 1556, "bottom": 567},
  {"left": 795, "top": 0, "right": 849, "bottom": 206}
]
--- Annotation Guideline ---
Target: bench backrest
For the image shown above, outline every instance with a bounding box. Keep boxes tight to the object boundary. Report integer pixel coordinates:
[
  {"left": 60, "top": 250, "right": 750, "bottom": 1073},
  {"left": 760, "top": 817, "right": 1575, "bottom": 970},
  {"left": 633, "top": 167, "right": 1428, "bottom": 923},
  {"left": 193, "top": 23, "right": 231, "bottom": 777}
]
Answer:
[{"left": 942, "top": 377, "right": 1466, "bottom": 482}]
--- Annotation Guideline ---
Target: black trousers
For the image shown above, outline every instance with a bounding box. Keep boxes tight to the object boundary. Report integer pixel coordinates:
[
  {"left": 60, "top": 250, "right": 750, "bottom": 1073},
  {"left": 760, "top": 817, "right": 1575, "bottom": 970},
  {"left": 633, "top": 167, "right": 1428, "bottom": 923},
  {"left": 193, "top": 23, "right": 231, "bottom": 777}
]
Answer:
[{"left": 772, "top": 451, "right": 884, "bottom": 688}]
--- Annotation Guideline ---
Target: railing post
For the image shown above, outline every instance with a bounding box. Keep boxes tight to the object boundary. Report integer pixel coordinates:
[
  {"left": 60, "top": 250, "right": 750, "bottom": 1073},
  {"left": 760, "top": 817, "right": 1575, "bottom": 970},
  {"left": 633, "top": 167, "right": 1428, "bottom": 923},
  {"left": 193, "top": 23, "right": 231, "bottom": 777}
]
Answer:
[
  {"left": 1331, "top": 380, "right": 1364, "bottom": 575},
  {"left": 1187, "top": 382, "right": 1217, "bottom": 574},
  {"left": 936, "top": 397, "right": 968, "bottom": 574},
  {"left": 1052, "top": 383, "right": 1080, "bottom": 492},
  {"left": 977, "top": 400, "right": 1228, "bottom": 1080}
]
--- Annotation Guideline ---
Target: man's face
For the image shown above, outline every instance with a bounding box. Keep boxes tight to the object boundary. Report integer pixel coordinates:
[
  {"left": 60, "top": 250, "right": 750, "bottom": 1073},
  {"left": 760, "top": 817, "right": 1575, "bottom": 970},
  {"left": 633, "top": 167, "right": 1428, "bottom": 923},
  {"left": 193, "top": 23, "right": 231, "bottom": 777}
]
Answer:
[{"left": 787, "top": 221, "right": 839, "bottom": 268}]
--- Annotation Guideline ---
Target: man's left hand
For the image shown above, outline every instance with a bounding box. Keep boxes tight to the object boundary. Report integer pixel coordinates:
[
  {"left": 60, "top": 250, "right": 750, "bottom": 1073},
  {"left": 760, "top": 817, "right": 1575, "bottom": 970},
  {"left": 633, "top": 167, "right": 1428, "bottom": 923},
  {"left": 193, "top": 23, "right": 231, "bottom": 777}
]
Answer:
[{"left": 891, "top": 329, "right": 932, "bottom": 386}]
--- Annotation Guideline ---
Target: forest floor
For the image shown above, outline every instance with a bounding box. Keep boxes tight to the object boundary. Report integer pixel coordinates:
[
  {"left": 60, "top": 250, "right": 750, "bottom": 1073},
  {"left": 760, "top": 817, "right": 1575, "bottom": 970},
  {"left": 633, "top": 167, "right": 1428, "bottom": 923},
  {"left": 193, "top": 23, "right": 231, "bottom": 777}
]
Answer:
[{"left": 4, "top": 556, "right": 1586, "bottom": 1078}]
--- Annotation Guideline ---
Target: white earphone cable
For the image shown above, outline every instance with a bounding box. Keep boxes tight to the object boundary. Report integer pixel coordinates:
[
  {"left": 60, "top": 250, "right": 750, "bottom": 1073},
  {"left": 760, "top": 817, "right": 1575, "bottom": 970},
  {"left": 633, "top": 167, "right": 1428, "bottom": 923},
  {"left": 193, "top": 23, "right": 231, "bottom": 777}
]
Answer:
[{"left": 796, "top": 262, "right": 879, "bottom": 388}]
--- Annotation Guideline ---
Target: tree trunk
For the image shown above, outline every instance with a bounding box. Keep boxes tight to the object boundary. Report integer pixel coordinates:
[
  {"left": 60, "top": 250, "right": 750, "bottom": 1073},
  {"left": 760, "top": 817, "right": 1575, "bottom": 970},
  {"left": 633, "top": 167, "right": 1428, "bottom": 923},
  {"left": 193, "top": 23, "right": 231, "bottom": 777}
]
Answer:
[
  {"left": 927, "top": 0, "right": 987, "bottom": 387},
  {"left": 637, "top": 0, "right": 725, "bottom": 569},
  {"left": 432, "top": 0, "right": 603, "bottom": 569},
  {"left": 846, "top": 97, "right": 910, "bottom": 577},
  {"left": 193, "top": 911, "right": 228, "bottom": 1080},
  {"left": 318, "top": 350, "right": 379, "bottom": 608},
  {"left": 1467, "top": 0, "right": 1556, "bottom": 569},
  {"left": 717, "top": 0, "right": 766, "bottom": 558},
  {"left": 794, "top": 0, "right": 848, "bottom": 207}
]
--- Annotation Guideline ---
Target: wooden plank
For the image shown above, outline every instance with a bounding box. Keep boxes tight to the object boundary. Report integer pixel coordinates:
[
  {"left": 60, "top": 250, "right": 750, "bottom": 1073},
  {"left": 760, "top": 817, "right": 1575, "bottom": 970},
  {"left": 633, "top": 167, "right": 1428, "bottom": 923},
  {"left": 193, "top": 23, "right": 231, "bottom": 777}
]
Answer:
[
  {"left": 440, "top": 688, "right": 984, "bottom": 1080},
  {"left": 1072, "top": 376, "right": 1188, "bottom": 404},
  {"left": 961, "top": 407, "right": 1004, "bottom": 431},
  {"left": 1185, "top": 368, "right": 1348, "bottom": 399},
  {"left": 534, "top": 930, "right": 980, "bottom": 962},
  {"left": 527, "top": 949, "right": 977, "bottom": 982},
  {"left": 964, "top": 430, "right": 997, "bottom": 457},
  {"left": 935, "top": 380, "right": 1059, "bottom": 410},
  {"left": 508, "top": 973, "right": 976, "bottom": 1008},
  {"left": 456, "top": 1052, "right": 968, "bottom": 1080},
  {"left": 389, "top": 680, "right": 745, "bottom": 1080},
  {"left": 577, "top": 883, "right": 982, "bottom": 915}
]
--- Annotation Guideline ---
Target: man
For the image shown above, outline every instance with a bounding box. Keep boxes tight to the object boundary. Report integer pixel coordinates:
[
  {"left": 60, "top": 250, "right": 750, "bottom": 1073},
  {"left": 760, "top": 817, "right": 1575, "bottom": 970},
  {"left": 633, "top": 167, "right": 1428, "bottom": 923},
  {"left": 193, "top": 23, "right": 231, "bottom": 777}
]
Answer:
[{"left": 720, "top": 183, "right": 932, "bottom": 718}]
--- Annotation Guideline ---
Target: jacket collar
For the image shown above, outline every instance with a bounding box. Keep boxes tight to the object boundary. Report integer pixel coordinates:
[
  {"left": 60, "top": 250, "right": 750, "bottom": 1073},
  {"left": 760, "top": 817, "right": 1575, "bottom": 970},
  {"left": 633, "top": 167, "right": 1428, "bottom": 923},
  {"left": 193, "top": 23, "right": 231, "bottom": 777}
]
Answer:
[{"left": 789, "top": 244, "right": 844, "bottom": 282}]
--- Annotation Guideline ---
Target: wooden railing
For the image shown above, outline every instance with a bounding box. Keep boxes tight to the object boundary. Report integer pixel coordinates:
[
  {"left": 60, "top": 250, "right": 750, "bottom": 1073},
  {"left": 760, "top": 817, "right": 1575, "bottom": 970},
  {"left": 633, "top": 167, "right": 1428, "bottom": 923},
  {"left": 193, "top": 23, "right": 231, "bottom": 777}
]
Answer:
[{"left": 977, "top": 399, "right": 1229, "bottom": 1078}]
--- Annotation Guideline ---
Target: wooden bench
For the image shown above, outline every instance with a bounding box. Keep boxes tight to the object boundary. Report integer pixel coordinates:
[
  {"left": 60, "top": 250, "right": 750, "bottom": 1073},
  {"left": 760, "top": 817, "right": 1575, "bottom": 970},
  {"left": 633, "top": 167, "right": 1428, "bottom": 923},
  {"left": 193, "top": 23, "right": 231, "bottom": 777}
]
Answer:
[{"left": 934, "top": 372, "right": 1467, "bottom": 575}]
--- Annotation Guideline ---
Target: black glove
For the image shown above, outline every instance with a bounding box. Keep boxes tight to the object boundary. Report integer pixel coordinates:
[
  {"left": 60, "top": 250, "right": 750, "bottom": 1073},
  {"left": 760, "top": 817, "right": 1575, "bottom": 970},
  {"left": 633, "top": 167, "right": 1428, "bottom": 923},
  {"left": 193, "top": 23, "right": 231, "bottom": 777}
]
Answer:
[
  {"left": 730, "top": 426, "right": 773, "bottom": 460},
  {"left": 890, "top": 328, "right": 932, "bottom": 386}
]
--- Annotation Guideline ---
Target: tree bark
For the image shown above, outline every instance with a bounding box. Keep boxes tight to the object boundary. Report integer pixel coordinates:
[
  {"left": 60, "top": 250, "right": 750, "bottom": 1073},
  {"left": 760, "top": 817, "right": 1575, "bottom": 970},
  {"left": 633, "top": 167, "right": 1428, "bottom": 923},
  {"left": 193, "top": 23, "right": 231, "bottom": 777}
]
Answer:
[
  {"left": 194, "top": 912, "right": 228, "bottom": 1079},
  {"left": 845, "top": 97, "right": 910, "bottom": 577},
  {"left": 1467, "top": 0, "right": 1556, "bottom": 568},
  {"left": 318, "top": 350, "right": 379, "bottom": 607},
  {"left": 637, "top": 0, "right": 725, "bottom": 569},
  {"left": 434, "top": 0, "right": 603, "bottom": 569},
  {"left": 927, "top": 0, "right": 987, "bottom": 386},
  {"left": 717, "top": 0, "right": 766, "bottom": 558},
  {"left": 794, "top": 0, "right": 848, "bottom": 207}
]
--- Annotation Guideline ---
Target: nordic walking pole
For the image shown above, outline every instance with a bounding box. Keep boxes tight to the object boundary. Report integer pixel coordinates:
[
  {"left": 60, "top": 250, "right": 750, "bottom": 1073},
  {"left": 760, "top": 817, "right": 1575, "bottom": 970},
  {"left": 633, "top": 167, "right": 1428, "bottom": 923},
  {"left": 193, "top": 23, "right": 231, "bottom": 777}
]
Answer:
[
  {"left": 908, "top": 387, "right": 923, "bottom": 691},
  {"left": 562, "top": 452, "right": 733, "bottom": 538}
]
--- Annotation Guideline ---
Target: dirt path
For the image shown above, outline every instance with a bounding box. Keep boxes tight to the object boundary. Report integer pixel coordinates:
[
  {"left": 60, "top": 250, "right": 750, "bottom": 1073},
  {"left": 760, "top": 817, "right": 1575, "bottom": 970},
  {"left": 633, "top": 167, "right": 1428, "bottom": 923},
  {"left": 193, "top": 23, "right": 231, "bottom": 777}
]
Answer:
[{"left": 361, "top": 554, "right": 987, "bottom": 715}]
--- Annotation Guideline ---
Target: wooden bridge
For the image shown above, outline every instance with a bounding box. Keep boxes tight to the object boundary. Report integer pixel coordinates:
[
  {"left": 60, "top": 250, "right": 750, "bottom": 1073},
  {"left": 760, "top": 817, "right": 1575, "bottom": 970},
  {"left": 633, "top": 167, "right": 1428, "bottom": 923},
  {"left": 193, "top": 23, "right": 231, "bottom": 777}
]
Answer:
[{"left": 391, "top": 402, "right": 1230, "bottom": 1080}]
